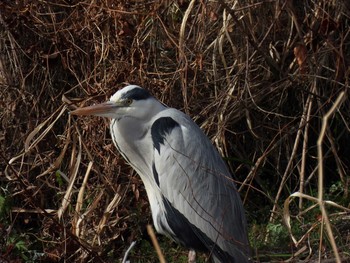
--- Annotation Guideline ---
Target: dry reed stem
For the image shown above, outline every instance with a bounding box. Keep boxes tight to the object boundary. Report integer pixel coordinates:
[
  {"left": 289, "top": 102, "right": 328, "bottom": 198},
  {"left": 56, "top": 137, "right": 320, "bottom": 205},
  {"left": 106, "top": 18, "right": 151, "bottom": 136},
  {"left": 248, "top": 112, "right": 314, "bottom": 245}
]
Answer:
[
  {"left": 58, "top": 126, "right": 82, "bottom": 219},
  {"left": 24, "top": 105, "right": 67, "bottom": 152},
  {"left": 316, "top": 91, "right": 346, "bottom": 263},
  {"left": 299, "top": 88, "right": 315, "bottom": 209},
  {"left": 96, "top": 188, "right": 122, "bottom": 235},
  {"left": 74, "top": 161, "right": 93, "bottom": 237},
  {"left": 147, "top": 224, "right": 166, "bottom": 263},
  {"left": 122, "top": 241, "right": 137, "bottom": 263}
]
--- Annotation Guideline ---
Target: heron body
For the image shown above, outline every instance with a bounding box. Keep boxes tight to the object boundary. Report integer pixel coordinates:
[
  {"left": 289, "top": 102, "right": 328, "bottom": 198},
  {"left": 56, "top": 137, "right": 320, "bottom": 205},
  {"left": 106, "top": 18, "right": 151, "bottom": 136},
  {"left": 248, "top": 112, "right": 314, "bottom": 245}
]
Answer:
[{"left": 72, "top": 85, "right": 251, "bottom": 262}]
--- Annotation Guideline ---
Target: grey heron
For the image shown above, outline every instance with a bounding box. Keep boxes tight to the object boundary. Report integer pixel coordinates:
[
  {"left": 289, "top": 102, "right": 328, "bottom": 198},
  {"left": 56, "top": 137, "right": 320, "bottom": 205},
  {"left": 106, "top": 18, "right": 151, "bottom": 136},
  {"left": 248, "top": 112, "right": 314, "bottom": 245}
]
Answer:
[{"left": 71, "top": 85, "right": 251, "bottom": 262}]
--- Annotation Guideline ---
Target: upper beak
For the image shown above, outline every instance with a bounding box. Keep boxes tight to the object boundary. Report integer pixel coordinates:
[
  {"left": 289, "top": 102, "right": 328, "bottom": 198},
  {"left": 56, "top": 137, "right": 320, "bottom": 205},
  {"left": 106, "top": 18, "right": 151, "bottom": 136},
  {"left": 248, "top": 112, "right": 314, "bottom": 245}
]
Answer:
[{"left": 70, "top": 101, "right": 119, "bottom": 117}]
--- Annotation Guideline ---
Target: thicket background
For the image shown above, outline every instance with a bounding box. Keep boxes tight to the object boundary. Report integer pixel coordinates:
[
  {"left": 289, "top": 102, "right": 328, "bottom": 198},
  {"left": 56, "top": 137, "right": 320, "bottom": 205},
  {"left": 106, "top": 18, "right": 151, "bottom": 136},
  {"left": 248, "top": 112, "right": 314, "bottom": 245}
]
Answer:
[{"left": 1, "top": 0, "right": 349, "bottom": 262}]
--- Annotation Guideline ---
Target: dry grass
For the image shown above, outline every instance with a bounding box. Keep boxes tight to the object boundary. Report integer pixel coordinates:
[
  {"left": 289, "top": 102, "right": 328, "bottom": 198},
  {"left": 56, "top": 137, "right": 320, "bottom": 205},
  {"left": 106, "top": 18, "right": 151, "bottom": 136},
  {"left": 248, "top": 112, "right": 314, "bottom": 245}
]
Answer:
[{"left": 1, "top": 0, "right": 349, "bottom": 262}]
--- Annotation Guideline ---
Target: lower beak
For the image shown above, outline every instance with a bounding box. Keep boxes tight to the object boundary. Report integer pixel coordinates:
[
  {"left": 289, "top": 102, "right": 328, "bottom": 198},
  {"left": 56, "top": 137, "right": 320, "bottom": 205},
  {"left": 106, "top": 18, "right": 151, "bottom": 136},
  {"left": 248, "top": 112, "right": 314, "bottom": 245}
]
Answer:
[{"left": 70, "top": 102, "right": 117, "bottom": 117}]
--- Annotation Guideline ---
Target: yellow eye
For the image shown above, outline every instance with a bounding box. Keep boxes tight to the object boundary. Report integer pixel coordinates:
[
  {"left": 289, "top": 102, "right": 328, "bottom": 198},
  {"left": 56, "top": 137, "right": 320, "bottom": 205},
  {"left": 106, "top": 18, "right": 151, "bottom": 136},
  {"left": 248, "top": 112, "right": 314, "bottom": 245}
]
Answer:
[{"left": 125, "top": 98, "right": 133, "bottom": 105}]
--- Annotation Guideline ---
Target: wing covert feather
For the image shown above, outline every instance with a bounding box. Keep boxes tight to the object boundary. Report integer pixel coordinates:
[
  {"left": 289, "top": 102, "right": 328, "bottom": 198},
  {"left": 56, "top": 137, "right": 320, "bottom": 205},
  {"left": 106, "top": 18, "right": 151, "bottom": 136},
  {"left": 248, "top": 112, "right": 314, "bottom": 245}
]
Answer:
[{"left": 152, "top": 109, "right": 249, "bottom": 261}]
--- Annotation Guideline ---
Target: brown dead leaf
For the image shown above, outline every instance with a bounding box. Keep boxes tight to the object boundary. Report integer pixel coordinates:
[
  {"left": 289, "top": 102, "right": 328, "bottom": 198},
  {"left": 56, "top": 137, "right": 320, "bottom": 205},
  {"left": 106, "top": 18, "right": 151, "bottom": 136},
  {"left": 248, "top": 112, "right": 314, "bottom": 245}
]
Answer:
[{"left": 294, "top": 44, "right": 308, "bottom": 74}]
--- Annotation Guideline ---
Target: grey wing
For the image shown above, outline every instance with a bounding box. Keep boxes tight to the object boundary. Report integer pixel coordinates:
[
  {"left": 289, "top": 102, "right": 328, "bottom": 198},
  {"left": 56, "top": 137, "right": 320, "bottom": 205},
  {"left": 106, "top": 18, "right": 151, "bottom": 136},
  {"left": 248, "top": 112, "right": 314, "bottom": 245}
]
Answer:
[{"left": 151, "top": 109, "right": 250, "bottom": 262}]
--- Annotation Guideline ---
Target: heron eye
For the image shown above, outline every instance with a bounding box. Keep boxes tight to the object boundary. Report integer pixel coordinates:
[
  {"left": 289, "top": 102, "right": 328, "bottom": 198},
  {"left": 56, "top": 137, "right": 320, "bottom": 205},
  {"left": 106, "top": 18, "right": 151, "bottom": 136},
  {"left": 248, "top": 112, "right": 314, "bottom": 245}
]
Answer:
[{"left": 125, "top": 98, "right": 133, "bottom": 105}]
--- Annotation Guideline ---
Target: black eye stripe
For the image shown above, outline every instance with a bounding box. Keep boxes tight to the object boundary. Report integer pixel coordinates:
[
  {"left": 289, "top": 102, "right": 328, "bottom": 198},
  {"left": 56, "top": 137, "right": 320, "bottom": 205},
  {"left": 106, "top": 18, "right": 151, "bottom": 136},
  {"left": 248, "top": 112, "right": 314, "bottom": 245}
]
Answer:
[{"left": 121, "top": 87, "right": 151, "bottom": 100}]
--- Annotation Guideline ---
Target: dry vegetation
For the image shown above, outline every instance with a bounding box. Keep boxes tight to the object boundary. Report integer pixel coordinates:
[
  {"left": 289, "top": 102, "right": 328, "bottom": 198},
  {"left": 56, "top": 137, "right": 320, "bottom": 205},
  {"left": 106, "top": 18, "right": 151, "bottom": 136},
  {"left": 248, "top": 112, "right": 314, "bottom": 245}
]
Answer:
[{"left": 1, "top": 0, "right": 350, "bottom": 262}]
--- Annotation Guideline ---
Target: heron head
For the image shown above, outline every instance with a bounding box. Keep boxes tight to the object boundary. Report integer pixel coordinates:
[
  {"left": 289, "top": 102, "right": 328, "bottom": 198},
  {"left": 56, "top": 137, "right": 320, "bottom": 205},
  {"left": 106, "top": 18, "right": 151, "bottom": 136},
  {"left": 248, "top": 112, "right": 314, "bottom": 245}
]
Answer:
[{"left": 71, "top": 85, "right": 164, "bottom": 120}]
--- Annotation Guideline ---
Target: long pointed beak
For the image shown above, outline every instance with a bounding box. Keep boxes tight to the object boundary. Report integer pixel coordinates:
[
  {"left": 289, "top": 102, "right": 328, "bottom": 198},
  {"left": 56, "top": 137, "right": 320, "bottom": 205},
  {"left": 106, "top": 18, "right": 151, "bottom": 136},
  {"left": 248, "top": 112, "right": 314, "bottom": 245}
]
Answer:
[{"left": 70, "top": 102, "right": 119, "bottom": 117}]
